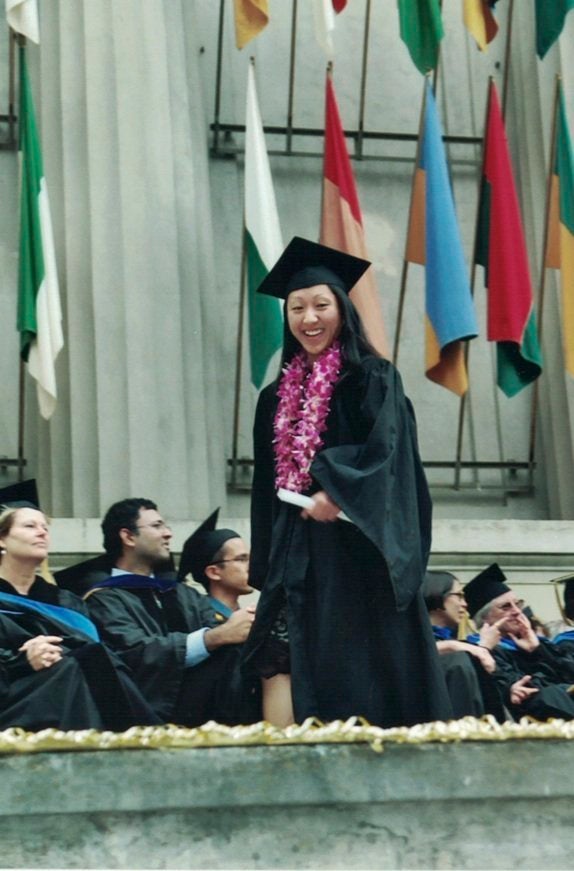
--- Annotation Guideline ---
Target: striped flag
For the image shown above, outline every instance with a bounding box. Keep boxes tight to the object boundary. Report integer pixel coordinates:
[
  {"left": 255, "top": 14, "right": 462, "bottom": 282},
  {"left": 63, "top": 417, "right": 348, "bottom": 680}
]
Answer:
[
  {"left": 397, "top": 0, "right": 444, "bottom": 74},
  {"left": 321, "top": 74, "right": 389, "bottom": 357},
  {"left": 535, "top": 0, "right": 574, "bottom": 59},
  {"left": 244, "top": 63, "right": 283, "bottom": 389},
  {"left": 463, "top": 0, "right": 499, "bottom": 52},
  {"left": 5, "top": 0, "right": 39, "bottom": 43},
  {"left": 233, "top": 0, "right": 269, "bottom": 50},
  {"left": 475, "top": 81, "right": 542, "bottom": 397},
  {"left": 405, "top": 81, "right": 478, "bottom": 395},
  {"left": 17, "top": 47, "right": 63, "bottom": 420},
  {"left": 545, "top": 83, "right": 574, "bottom": 376}
]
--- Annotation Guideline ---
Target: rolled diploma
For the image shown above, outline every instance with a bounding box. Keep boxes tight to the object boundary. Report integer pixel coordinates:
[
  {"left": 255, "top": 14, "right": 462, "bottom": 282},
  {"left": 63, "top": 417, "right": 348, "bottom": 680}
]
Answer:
[{"left": 277, "top": 488, "right": 352, "bottom": 523}]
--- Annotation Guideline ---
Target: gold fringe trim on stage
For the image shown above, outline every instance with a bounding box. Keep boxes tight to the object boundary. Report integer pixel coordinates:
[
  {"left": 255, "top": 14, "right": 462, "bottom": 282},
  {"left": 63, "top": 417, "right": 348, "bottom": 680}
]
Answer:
[{"left": 1, "top": 714, "right": 574, "bottom": 755}]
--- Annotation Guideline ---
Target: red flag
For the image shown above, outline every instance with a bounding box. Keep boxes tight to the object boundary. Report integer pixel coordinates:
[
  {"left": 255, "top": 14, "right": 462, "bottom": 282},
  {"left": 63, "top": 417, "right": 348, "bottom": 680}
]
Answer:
[
  {"left": 321, "top": 75, "right": 389, "bottom": 357},
  {"left": 332, "top": 0, "right": 347, "bottom": 11},
  {"left": 475, "top": 81, "right": 542, "bottom": 396}
]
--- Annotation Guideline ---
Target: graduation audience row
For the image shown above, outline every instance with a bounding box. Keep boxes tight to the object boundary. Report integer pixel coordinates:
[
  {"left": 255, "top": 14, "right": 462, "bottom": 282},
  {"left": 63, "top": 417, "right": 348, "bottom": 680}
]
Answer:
[
  {"left": 2, "top": 478, "right": 574, "bottom": 732},
  {"left": 422, "top": 565, "right": 574, "bottom": 722}
]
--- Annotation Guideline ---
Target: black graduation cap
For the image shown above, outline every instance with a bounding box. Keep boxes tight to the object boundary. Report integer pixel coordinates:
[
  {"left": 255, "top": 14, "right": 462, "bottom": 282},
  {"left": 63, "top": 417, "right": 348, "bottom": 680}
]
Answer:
[
  {"left": 0, "top": 479, "right": 40, "bottom": 510},
  {"left": 463, "top": 563, "right": 511, "bottom": 618},
  {"left": 256, "top": 236, "right": 371, "bottom": 300},
  {"left": 178, "top": 508, "right": 241, "bottom": 586},
  {"left": 53, "top": 554, "right": 114, "bottom": 596}
]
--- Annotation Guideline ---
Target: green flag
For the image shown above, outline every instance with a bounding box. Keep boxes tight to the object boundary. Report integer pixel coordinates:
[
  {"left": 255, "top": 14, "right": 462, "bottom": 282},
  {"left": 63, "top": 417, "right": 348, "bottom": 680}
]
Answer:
[
  {"left": 18, "top": 46, "right": 63, "bottom": 419},
  {"left": 397, "top": 0, "right": 444, "bottom": 74},
  {"left": 535, "top": 0, "right": 574, "bottom": 58},
  {"left": 244, "top": 64, "right": 283, "bottom": 389}
]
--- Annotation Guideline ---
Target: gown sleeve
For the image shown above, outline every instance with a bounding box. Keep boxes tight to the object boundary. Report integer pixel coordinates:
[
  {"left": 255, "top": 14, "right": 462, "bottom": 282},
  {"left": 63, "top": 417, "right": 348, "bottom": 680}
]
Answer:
[{"left": 310, "top": 358, "right": 432, "bottom": 610}]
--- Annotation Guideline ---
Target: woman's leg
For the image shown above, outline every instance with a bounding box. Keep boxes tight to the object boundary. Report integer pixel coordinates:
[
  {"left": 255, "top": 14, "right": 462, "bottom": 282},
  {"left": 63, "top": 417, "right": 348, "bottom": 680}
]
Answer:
[{"left": 262, "top": 673, "right": 294, "bottom": 727}]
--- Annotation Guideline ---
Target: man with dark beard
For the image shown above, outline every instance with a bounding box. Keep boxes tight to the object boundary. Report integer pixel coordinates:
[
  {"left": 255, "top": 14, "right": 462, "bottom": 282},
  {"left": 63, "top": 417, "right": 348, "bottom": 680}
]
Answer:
[{"left": 84, "top": 498, "right": 258, "bottom": 726}]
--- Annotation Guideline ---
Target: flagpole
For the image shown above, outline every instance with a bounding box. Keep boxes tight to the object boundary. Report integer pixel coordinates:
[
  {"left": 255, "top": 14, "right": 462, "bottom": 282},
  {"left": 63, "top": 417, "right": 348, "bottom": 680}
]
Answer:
[
  {"left": 501, "top": 0, "right": 515, "bottom": 121},
  {"left": 17, "top": 360, "right": 26, "bottom": 482},
  {"left": 231, "top": 224, "right": 248, "bottom": 489},
  {"left": 286, "top": 0, "right": 299, "bottom": 154},
  {"left": 454, "top": 78, "right": 493, "bottom": 489},
  {"left": 16, "top": 34, "right": 27, "bottom": 482},
  {"left": 393, "top": 76, "right": 428, "bottom": 365},
  {"left": 8, "top": 30, "right": 17, "bottom": 146},
  {"left": 212, "top": 0, "right": 226, "bottom": 155},
  {"left": 527, "top": 75, "right": 561, "bottom": 490},
  {"left": 356, "top": 0, "right": 372, "bottom": 160}
]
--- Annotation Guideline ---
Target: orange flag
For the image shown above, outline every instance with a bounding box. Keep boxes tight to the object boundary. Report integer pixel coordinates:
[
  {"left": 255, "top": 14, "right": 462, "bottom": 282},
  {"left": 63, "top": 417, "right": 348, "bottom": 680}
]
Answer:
[
  {"left": 320, "top": 74, "right": 389, "bottom": 357},
  {"left": 233, "top": 0, "right": 269, "bottom": 50}
]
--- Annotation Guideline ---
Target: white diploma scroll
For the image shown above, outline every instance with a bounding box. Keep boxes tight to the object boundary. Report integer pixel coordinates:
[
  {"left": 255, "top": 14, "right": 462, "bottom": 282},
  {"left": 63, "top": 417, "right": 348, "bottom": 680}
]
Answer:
[{"left": 277, "top": 488, "right": 352, "bottom": 523}]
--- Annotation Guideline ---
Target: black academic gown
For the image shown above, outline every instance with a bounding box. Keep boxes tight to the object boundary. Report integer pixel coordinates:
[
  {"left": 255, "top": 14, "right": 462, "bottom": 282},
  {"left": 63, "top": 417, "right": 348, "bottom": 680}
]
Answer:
[
  {"left": 241, "top": 356, "right": 452, "bottom": 727},
  {"left": 86, "top": 579, "right": 260, "bottom": 726},
  {"left": 0, "top": 577, "right": 161, "bottom": 731},
  {"left": 492, "top": 637, "right": 574, "bottom": 721}
]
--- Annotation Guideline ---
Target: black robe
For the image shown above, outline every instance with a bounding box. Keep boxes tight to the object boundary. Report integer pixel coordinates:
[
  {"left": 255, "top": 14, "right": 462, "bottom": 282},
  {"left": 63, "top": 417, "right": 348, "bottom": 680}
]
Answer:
[
  {"left": 241, "top": 356, "right": 452, "bottom": 727},
  {"left": 0, "top": 577, "right": 161, "bottom": 731},
  {"left": 492, "top": 637, "right": 574, "bottom": 721},
  {"left": 86, "top": 579, "right": 260, "bottom": 726}
]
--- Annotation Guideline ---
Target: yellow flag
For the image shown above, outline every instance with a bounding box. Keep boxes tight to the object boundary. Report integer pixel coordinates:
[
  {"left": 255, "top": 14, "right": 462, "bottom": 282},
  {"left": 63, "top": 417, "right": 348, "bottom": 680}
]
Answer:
[
  {"left": 233, "top": 0, "right": 269, "bottom": 50},
  {"left": 463, "top": 0, "right": 498, "bottom": 52}
]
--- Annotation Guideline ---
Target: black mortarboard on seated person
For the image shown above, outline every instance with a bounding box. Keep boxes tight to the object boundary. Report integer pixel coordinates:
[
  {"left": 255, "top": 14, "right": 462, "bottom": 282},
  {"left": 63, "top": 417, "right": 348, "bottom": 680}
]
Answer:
[
  {"left": 256, "top": 236, "right": 371, "bottom": 300},
  {"left": 53, "top": 554, "right": 114, "bottom": 596},
  {"left": 463, "top": 563, "right": 511, "bottom": 619},
  {"left": 178, "top": 508, "right": 241, "bottom": 585},
  {"left": 0, "top": 479, "right": 40, "bottom": 510}
]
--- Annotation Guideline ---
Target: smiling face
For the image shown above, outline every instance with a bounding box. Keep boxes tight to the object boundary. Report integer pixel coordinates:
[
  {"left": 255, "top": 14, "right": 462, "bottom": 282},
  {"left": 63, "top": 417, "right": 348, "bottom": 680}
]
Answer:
[
  {"left": 286, "top": 284, "right": 343, "bottom": 363},
  {"left": 0, "top": 507, "right": 50, "bottom": 566}
]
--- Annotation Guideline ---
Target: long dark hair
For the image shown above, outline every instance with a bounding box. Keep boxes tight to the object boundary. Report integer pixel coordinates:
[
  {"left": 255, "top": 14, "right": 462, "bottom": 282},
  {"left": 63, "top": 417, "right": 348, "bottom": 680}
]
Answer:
[{"left": 279, "top": 284, "right": 379, "bottom": 373}]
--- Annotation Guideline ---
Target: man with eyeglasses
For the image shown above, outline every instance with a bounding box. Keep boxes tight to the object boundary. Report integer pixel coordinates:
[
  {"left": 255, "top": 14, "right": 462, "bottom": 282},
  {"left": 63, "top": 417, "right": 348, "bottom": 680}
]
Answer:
[
  {"left": 84, "top": 498, "right": 259, "bottom": 727},
  {"left": 178, "top": 507, "right": 254, "bottom": 621},
  {"left": 463, "top": 563, "right": 574, "bottom": 722}
]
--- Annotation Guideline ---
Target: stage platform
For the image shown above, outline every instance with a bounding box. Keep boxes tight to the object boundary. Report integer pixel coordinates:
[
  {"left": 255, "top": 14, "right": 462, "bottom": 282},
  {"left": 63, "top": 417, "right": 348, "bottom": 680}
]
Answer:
[{"left": 1, "top": 718, "right": 572, "bottom": 870}]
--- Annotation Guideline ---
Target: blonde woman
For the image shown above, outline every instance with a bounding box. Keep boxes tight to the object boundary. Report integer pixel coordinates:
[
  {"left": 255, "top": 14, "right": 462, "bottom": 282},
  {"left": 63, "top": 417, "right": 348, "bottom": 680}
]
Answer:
[{"left": 0, "top": 494, "right": 160, "bottom": 731}]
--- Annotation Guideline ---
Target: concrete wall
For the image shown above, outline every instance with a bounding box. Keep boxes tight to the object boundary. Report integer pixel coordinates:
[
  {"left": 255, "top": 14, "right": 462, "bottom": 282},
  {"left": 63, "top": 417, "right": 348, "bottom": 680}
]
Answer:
[{"left": 1, "top": 739, "right": 572, "bottom": 869}]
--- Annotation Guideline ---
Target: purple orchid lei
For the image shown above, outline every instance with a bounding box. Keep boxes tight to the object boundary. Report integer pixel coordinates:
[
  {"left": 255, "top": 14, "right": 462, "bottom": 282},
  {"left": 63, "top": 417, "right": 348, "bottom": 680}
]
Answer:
[{"left": 273, "top": 340, "right": 342, "bottom": 493}]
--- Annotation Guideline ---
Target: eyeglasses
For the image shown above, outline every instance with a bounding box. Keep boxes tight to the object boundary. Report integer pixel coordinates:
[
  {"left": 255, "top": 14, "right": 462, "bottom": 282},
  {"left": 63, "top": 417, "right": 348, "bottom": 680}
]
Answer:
[
  {"left": 212, "top": 555, "right": 250, "bottom": 565},
  {"left": 134, "top": 521, "right": 171, "bottom": 532}
]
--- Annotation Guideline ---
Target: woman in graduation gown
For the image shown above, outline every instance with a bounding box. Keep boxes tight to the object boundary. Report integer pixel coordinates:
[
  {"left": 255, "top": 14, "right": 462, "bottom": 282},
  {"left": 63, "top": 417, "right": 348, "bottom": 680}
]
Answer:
[
  {"left": 240, "top": 237, "right": 452, "bottom": 728},
  {"left": 0, "top": 500, "right": 161, "bottom": 731}
]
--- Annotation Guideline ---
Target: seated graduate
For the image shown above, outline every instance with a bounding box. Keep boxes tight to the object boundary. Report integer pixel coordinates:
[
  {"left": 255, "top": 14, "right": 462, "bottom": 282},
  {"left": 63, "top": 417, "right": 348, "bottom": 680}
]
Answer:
[
  {"left": 421, "top": 570, "right": 506, "bottom": 721},
  {"left": 544, "top": 573, "right": 574, "bottom": 643},
  {"left": 0, "top": 481, "right": 161, "bottom": 732},
  {"left": 83, "top": 498, "right": 259, "bottom": 727},
  {"left": 177, "top": 508, "right": 260, "bottom": 716},
  {"left": 464, "top": 564, "right": 574, "bottom": 722},
  {"left": 178, "top": 508, "right": 255, "bottom": 622}
]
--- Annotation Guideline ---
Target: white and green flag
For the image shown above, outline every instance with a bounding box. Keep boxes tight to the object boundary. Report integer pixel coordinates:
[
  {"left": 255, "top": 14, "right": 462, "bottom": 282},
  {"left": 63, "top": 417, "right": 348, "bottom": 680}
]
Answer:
[
  {"left": 244, "top": 62, "right": 283, "bottom": 390},
  {"left": 17, "top": 47, "right": 63, "bottom": 420}
]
